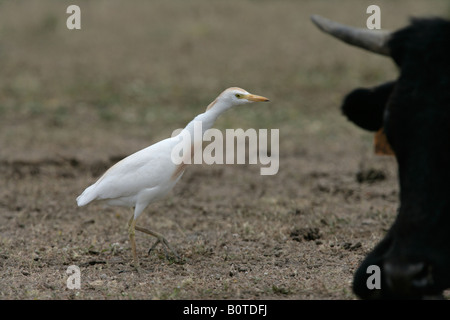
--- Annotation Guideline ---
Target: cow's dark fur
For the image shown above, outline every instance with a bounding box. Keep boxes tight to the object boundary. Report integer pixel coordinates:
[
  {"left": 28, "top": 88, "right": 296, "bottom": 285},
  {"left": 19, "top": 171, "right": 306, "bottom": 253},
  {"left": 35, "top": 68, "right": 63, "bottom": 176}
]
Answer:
[
  {"left": 341, "top": 18, "right": 450, "bottom": 299},
  {"left": 341, "top": 81, "right": 395, "bottom": 131}
]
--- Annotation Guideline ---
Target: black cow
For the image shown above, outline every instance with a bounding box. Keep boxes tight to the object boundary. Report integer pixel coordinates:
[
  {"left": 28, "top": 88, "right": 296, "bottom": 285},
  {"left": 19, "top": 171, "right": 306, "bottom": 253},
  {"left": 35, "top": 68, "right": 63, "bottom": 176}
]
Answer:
[{"left": 312, "top": 15, "right": 450, "bottom": 299}]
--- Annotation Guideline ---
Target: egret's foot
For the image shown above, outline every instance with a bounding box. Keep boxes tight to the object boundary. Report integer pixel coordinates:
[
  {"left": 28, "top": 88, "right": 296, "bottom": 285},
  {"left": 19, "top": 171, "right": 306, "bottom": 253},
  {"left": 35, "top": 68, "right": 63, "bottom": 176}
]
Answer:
[
  {"left": 130, "top": 261, "right": 142, "bottom": 274},
  {"left": 134, "top": 225, "right": 181, "bottom": 262},
  {"left": 147, "top": 237, "right": 181, "bottom": 262}
]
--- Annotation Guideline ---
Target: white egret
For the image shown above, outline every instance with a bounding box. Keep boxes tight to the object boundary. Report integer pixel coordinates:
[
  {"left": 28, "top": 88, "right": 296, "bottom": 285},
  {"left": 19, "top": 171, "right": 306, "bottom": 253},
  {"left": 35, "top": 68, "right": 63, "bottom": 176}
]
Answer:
[{"left": 76, "top": 87, "right": 269, "bottom": 267}]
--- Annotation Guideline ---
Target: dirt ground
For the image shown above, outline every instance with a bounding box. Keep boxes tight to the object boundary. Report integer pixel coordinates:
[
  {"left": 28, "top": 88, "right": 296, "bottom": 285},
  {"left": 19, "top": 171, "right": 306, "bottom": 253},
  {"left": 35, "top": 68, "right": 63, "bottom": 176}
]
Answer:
[{"left": 1, "top": 1, "right": 449, "bottom": 300}]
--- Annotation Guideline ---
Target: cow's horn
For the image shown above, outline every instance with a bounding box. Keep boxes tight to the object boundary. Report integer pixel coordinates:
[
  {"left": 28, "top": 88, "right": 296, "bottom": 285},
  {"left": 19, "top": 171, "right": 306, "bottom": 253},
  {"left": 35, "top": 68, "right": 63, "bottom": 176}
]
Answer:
[{"left": 311, "top": 15, "right": 391, "bottom": 56}]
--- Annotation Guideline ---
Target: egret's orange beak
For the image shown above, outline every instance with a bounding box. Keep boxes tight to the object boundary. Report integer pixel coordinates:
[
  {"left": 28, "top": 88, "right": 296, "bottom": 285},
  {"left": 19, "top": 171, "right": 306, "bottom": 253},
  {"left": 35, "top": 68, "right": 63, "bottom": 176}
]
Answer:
[{"left": 245, "top": 94, "right": 270, "bottom": 102}]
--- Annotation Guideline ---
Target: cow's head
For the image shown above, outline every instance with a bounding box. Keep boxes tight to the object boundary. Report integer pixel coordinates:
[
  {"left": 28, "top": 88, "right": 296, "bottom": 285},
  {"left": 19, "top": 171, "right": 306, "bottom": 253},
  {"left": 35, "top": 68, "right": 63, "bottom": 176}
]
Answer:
[{"left": 312, "top": 15, "right": 450, "bottom": 299}]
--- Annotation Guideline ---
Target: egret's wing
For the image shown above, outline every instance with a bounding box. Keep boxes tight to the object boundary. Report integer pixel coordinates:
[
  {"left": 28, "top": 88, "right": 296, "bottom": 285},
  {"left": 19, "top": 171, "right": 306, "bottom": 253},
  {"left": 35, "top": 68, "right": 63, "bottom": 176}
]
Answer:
[{"left": 78, "top": 137, "right": 179, "bottom": 204}]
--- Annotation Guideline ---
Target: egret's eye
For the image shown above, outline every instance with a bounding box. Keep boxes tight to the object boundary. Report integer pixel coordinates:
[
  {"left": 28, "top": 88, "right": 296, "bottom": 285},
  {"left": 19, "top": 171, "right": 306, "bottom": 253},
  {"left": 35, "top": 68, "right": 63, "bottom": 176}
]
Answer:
[{"left": 235, "top": 94, "right": 242, "bottom": 99}]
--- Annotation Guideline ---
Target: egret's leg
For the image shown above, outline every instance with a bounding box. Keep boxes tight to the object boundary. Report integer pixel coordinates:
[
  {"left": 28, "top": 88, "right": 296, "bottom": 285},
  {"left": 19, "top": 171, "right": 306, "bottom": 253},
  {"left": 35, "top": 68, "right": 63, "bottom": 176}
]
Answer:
[
  {"left": 127, "top": 215, "right": 139, "bottom": 268},
  {"left": 130, "top": 201, "right": 180, "bottom": 262},
  {"left": 134, "top": 225, "right": 180, "bottom": 261}
]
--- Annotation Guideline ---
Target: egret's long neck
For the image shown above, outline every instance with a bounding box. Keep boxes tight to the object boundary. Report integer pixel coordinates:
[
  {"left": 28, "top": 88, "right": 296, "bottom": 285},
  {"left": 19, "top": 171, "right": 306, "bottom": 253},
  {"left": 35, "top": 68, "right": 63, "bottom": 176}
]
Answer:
[{"left": 181, "top": 99, "right": 230, "bottom": 137}]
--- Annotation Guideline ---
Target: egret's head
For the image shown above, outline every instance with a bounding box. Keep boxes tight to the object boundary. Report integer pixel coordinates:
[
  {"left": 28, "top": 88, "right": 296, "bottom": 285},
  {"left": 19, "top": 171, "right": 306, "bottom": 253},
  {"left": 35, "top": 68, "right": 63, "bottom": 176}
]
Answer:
[{"left": 206, "top": 87, "right": 269, "bottom": 111}]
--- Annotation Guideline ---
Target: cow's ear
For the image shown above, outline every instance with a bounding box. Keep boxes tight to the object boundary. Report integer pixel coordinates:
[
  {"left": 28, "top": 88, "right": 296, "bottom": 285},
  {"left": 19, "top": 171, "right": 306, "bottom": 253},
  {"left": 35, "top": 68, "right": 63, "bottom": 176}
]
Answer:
[{"left": 341, "top": 81, "right": 396, "bottom": 132}]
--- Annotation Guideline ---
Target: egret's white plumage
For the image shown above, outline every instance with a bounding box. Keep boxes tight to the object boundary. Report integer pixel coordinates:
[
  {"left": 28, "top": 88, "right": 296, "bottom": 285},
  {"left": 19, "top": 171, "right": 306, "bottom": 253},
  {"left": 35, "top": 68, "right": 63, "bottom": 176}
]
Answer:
[{"left": 76, "top": 87, "right": 269, "bottom": 267}]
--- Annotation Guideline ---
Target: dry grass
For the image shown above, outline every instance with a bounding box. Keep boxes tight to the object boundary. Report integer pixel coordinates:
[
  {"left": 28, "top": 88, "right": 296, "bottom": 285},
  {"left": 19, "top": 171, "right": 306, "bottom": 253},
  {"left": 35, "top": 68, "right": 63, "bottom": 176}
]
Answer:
[{"left": 1, "top": 0, "right": 449, "bottom": 300}]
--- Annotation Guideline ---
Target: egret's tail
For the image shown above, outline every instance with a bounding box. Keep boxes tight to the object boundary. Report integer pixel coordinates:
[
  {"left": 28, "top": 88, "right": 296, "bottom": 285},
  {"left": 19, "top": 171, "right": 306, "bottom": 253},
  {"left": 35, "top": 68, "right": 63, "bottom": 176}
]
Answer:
[{"left": 76, "top": 185, "right": 97, "bottom": 207}]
